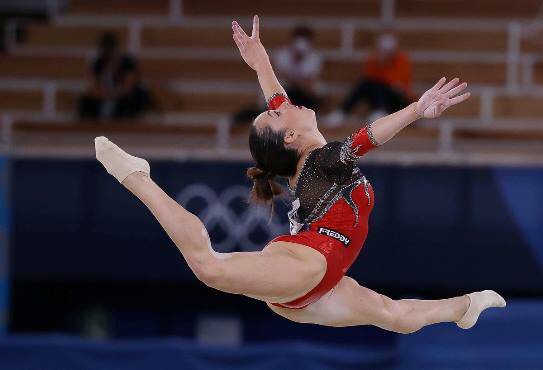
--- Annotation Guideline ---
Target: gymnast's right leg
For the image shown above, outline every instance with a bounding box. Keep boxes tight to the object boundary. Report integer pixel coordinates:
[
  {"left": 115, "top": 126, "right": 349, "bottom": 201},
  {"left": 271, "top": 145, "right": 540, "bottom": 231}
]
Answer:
[
  {"left": 269, "top": 276, "right": 506, "bottom": 332},
  {"left": 94, "top": 137, "right": 326, "bottom": 303}
]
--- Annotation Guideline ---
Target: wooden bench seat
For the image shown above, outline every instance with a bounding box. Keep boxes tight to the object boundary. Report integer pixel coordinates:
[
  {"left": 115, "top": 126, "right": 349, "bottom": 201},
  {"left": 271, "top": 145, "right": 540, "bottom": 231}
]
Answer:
[
  {"left": 142, "top": 26, "right": 509, "bottom": 53},
  {"left": 0, "top": 56, "right": 88, "bottom": 78},
  {"left": 355, "top": 29, "right": 508, "bottom": 52},
  {"left": 493, "top": 95, "right": 543, "bottom": 118},
  {"left": 323, "top": 60, "right": 506, "bottom": 84},
  {"left": 24, "top": 23, "right": 507, "bottom": 54},
  {"left": 182, "top": 0, "right": 380, "bottom": 17},
  {"left": 395, "top": 0, "right": 541, "bottom": 19},
  {"left": 521, "top": 32, "right": 543, "bottom": 53},
  {"left": 25, "top": 25, "right": 128, "bottom": 47},
  {"left": 68, "top": 0, "right": 169, "bottom": 16},
  {"left": 142, "top": 25, "right": 341, "bottom": 50},
  {"left": 66, "top": 0, "right": 538, "bottom": 20},
  {"left": 0, "top": 84, "right": 481, "bottom": 118},
  {"left": 0, "top": 53, "right": 507, "bottom": 86},
  {"left": 11, "top": 121, "right": 224, "bottom": 151},
  {"left": 54, "top": 88, "right": 479, "bottom": 117},
  {"left": 14, "top": 122, "right": 217, "bottom": 135},
  {"left": 455, "top": 127, "right": 543, "bottom": 141},
  {"left": 531, "top": 62, "right": 543, "bottom": 85},
  {"left": 140, "top": 59, "right": 507, "bottom": 84},
  {"left": 55, "top": 89, "right": 258, "bottom": 114},
  {"left": 0, "top": 90, "right": 43, "bottom": 111}
]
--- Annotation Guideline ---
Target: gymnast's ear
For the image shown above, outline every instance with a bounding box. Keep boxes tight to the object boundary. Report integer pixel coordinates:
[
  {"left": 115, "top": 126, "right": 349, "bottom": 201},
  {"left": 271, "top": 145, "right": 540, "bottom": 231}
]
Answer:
[{"left": 283, "top": 128, "right": 299, "bottom": 144}]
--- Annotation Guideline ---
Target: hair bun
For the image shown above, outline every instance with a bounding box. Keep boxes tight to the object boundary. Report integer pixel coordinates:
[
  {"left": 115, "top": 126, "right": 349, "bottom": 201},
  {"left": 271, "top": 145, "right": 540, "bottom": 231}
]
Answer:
[
  {"left": 246, "top": 165, "right": 283, "bottom": 206},
  {"left": 246, "top": 166, "right": 271, "bottom": 181}
]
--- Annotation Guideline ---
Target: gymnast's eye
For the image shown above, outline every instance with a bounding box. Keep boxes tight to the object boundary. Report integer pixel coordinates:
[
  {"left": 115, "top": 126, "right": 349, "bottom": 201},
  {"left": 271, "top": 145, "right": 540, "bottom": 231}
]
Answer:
[{"left": 274, "top": 111, "right": 281, "bottom": 117}]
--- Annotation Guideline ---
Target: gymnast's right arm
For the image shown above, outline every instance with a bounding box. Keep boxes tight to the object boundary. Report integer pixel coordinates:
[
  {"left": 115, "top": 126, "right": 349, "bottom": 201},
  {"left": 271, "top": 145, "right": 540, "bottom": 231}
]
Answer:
[
  {"left": 370, "top": 77, "right": 470, "bottom": 146},
  {"left": 333, "top": 77, "right": 471, "bottom": 162},
  {"left": 232, "top": 15, "right": 288, "bottom": 106}
]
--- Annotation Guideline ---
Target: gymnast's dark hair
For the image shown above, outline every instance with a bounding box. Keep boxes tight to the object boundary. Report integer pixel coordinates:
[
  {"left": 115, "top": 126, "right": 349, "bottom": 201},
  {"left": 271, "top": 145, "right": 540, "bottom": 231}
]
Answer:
[{"left": 247, "top": 125, "right": 300, "bottom": 207}]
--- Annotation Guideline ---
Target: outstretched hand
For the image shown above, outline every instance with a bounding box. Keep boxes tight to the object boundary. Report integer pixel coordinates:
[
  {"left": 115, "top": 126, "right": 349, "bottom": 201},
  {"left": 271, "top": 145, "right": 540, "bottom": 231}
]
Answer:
[
  {"left": 415, "top": 77, "right": 471, "bottom": 119},
  {"left": 232, "top": 15, "right": 269, "bottom": 71}
]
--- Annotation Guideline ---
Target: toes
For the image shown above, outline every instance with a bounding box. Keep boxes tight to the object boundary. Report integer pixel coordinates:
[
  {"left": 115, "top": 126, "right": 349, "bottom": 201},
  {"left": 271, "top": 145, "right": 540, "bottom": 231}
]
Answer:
[
  {"left": 94, "top": 136, "right": 111, "bottom": 152},
  {"left": 95, "top": 136, "right": 108, "bottom": 145},
  {"left": 95, "top": 136, "right": 122, "bottom": 155},
  {"left": 488, "top": 290, "right": 507, "bottom": 307}
]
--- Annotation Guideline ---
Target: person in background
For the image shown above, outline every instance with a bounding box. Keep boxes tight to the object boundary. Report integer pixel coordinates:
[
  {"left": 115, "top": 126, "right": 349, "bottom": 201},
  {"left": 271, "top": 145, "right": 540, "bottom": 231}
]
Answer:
[
  {"left": 78, "top": 32, "right": 150, "bottom": 121},
  {"left": 229, "top": 24, "right": 323, "bottom": 126},
  {"left": 274, "top": 25, "right": 323, "bottom": 110},
  {"left": 326, "top": 31, "right": 412, "bottom": 126}
]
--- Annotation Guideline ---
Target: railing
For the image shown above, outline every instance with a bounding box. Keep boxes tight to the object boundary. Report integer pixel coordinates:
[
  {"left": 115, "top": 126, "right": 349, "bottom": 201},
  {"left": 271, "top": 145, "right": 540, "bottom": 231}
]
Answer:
[{"left": 1, "top": 0, "right": 543, "bottom": 163}]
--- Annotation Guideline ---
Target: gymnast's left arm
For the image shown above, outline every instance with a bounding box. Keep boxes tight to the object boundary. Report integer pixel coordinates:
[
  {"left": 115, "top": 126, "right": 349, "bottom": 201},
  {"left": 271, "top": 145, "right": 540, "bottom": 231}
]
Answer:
[
  {"left": 369, "top": 77, "right": 470, "bottom": 146},
  {"left": 232, "top": 15, "right": 287, "bottom": 104}
]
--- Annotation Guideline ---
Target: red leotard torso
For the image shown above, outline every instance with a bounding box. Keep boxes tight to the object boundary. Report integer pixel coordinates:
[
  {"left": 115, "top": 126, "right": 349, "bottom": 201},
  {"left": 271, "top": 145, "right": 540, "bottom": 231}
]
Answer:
[
  {"left": 270, "top": 181, "right": 374, "bottom": 309},
  {"left": 264, "top": 94, "right": 379, "bottom": 309}
]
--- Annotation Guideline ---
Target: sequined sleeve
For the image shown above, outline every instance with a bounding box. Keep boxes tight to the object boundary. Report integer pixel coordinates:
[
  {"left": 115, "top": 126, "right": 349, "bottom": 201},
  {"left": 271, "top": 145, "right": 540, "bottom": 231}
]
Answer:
[
  {"left": 339, "top": 123, "right": 379, "bottom": 164},
  {"left": 267, "top": 93, "right": 291, "bottom": 110}
]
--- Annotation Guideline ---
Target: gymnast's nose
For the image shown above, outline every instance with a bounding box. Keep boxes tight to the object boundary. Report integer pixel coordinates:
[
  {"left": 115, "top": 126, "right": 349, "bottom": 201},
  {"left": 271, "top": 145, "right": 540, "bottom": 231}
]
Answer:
[{"left": 279, "top": 102, "right": 301, "bottom": 111}]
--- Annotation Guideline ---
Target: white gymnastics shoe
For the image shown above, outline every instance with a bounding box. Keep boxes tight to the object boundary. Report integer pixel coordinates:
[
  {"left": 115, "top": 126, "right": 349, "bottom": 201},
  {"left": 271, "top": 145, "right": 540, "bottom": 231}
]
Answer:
[
  {"left": 94, "top": 136, "right": 150, "bottom": 183},
  {"left": 456, "top": 290, "right": 506, "bottom": 329}
]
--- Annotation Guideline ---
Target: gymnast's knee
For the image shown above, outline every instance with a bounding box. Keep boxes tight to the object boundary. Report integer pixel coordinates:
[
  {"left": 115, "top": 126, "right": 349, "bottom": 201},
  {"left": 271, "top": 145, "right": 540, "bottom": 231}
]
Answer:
[
  {"left": 192, "top": 257, "right": 223, "bottom": 288},
  {"left": 380, "top": 299, "right": 424, "bottom": 334},
  {"left": 390, "top": 319, "right": 423, "bottom": 335},
  {"left": 186, "top": 226, "right": 224, "bottom": 287}
]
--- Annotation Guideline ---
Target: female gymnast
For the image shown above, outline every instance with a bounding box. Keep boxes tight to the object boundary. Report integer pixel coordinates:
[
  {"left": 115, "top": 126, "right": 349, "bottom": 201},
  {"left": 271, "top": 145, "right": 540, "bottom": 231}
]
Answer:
[{"left": 95, "top": 15, "right": 505, "bottom": 334}]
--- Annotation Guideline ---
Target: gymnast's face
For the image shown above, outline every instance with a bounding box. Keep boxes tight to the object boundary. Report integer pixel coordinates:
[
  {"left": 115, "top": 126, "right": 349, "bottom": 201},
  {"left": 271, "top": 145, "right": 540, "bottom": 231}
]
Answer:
[{"left": 253, "top": 103, "right": 318, "bottom": 145}]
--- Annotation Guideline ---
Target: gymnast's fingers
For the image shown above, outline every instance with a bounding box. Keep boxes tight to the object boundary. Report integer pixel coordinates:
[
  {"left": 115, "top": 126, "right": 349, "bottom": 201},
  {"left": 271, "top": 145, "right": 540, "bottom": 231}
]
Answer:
[
  {"left": 233, "top": 21, "right": 249, "bottom": 39},
  {"left": 445, "top": 82, "right": 468, "bottom": 98},
  {"left": 438, "top": 77, "right": 459, "bottom": 94},
  {"left": 429, "top": 77, "right": 447, "bottom": 92},
  {"left": 252, "top": 15, "right": 260, "bottom": 40},
  {"left": 448, "top": 92, "right": 471, "bottom": 106},
  {"left": 232, "top": 22, "right": 245, "bottom": 40},
  {"left": 233, "top": 33, "right": 244, "bottom": 50},
  {"left": 232, "top": 22, "right": 242, "bottom": 39}
]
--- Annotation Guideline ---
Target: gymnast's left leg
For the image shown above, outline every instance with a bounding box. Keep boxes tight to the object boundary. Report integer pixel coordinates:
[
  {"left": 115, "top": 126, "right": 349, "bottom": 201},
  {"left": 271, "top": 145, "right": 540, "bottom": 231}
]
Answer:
[
  {"left": 268, "top": 276, "right": 506, "bottom": 333},
  {"left": 94, "top": 137, "right": 326, "bottom": 303}
]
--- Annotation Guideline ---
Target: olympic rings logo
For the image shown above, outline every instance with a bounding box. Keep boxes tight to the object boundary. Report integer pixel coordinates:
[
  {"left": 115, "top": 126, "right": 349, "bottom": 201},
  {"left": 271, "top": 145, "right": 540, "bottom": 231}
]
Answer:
[{"left": 176, "top": 184, "right": 289, "bottom": 252}]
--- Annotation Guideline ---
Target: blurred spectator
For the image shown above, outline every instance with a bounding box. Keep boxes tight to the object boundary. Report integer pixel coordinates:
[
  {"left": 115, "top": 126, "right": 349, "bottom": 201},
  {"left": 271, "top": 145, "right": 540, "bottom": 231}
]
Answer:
[
  {"left": 274, "top": 25, "right": 323, "bottom": 110},
  {"left": 230, "top": 25, "right": 323, "bottom": 127},
  {"left": 78, "top": 32, "right": 150, "bottom": 120},
  {"left": 326, "top": 31, "right": 412, "bottom": 126}
]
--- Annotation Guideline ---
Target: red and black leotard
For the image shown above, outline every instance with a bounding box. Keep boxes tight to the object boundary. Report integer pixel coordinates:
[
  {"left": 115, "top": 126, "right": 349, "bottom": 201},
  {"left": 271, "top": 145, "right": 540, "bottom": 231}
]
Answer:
[{"left": 266, "top": 94, "right": 379, "bottom": 309}]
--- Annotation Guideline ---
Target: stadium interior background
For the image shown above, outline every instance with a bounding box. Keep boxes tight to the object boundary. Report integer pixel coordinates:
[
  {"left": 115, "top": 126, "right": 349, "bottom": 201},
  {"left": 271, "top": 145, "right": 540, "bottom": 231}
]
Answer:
[{"left": 0, "top": 0, "right": 543, "bottom": 369}]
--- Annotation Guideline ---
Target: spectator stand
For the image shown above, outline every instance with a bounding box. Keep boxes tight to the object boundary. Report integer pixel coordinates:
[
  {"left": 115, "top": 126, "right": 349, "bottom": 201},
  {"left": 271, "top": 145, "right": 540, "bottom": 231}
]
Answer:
[{"left": 0, "top": 0, "right": 543, "bottom": 164}]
